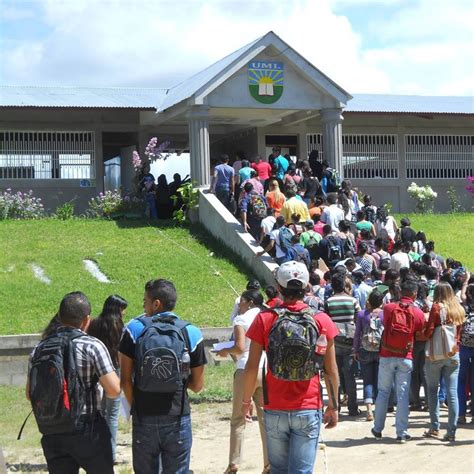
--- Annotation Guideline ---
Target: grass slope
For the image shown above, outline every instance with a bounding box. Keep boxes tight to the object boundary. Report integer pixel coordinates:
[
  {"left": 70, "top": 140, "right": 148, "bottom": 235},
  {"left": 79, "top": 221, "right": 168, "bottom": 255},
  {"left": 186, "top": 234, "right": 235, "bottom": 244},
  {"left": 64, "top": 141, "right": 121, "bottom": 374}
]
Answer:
[
  {"left": 393, "top": 213, "right": 474, "bottom": 269},
  {"left": 0, "top": 220, "right": 252, "bottom": 335}
]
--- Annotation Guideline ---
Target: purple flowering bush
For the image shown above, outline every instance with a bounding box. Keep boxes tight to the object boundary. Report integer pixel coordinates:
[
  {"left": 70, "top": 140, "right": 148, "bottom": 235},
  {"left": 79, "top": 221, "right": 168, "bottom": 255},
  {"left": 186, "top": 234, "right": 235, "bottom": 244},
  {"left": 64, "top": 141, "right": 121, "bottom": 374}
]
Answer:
[
  {"left": 466, "top": 176, "right": 474, "bottom": 197},
  {"left": 0, "top": 188, "right": 45, "bottom": 219},
  {"left": 87, "top": 190, "right": 123, "bottom": 218}
]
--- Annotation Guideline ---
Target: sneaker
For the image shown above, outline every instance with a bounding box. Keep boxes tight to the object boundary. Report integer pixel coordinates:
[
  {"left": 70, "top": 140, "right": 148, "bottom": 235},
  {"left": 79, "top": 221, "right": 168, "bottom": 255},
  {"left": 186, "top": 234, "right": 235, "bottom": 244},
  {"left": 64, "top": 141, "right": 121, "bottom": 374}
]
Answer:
[
  {"left": 348, "top": 409, "right": 362, "bottom": 416},
  {"left": 371, "top": 428, "right": 382, "bottom": 440},
  {"left": 458, "top": 416, "right": 467, "bottom": 424},
  {"left": 423, "top": 429, "right": 440, "bottom": 439},
  {"left": 442, "top": 434, "right": 455, "bottom": 442},
  {"left": 396, "top": 434, "right": 412, "bottom": 443}
]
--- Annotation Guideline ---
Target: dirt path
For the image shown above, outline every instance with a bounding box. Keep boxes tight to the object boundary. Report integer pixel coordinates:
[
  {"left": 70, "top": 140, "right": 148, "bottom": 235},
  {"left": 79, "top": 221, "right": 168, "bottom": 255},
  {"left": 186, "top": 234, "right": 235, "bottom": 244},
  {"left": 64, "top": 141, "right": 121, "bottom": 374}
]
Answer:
[{"left": 4, "top": 403, "right": 474, "bottom": 473}]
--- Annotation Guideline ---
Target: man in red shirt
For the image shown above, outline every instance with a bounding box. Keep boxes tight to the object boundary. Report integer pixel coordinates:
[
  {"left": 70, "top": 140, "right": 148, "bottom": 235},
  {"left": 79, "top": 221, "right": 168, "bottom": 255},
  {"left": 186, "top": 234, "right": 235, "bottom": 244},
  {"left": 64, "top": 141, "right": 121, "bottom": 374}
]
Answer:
[
  {"left": 372, "top": 277, "right": 425, "bottom": 443},
  {"left": 252, "top": 155, "right": 272, "bottom": 184},
  {"left": 243, "top": 261, "right": 339, "bottom": 473}
]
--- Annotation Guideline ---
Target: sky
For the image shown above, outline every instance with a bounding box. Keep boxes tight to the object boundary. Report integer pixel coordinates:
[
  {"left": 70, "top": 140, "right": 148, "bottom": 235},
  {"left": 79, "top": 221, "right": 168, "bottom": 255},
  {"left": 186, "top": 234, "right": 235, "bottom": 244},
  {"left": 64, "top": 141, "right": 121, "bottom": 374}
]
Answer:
[{"left": 1, "top": 0, "right": 473, "bottom": 96}]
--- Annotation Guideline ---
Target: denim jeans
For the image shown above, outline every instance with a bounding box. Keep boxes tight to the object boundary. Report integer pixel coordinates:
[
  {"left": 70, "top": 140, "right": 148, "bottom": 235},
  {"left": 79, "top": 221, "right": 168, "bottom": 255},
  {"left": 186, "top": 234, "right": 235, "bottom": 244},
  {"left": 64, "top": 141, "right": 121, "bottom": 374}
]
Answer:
[
  {"left": 41, "top": 414, "right": 113, "bottom": 474},
  {"left": 374, "top": 357, "right": 413, "bottom": 438},
  {"left": 410, "top": 340, "right": 427, "bottom": 406},
  {"left": 335, "top": 343, "right": 358, "bottom": 413},
  {"left": 359, "top": 349, "right": 379, "bottom": 404},
  {"left": 425, "top": 354, "right": 460, "bottom": 436},
  {"left": 145, "top": 193, "right": 158, "bottom": 219},
  {"left": 132, "top": 414, "right": 192, "bottom": 474},
  {"left": 264, "top": 409, "right": 322, "bottom": 474},
  {"left": 101, "top": 395, "right": 120, "bottom": 461},
  {"left": 458, "top": 345, "right": 474, "bottom": 416},
  {"left": 215, "top": 187, "right": 231, "bottom": 208}
]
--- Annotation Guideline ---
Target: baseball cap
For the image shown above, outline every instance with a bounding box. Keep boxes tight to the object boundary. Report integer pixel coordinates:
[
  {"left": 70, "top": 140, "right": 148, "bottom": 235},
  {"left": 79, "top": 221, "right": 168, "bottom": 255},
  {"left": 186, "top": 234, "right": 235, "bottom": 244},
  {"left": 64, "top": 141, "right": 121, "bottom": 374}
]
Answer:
[{"left": 276, "top": 261, "right": 309, "bottom": 289}]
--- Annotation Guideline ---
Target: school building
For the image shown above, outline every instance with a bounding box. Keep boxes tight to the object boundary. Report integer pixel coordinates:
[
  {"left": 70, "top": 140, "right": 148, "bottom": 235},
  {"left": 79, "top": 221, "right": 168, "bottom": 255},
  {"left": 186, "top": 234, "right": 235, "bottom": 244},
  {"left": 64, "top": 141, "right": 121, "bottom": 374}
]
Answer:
[{"left": 0, "top": 31, "right": 473, "bottom": 213}]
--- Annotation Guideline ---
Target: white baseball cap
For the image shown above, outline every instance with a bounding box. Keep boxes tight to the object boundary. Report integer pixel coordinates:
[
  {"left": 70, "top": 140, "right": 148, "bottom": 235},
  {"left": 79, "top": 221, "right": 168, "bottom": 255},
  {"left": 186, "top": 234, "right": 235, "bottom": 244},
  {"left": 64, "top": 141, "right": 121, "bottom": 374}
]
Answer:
[{"left": 276, "top": 261, "right": 309, "bottom": 289}]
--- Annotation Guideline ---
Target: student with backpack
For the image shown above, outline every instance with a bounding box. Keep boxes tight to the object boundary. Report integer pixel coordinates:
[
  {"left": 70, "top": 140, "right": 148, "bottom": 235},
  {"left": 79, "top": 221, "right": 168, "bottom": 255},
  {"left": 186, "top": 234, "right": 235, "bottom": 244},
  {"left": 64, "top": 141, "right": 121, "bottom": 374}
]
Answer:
[
  {"left": 458, "top": 284, "right": 474, "bottom": 424},
  {"left": 119, "top": 279, "right": 207, "bottom": 473},
  {"left": 256, "top": 216, "right": 294, "bottom": 265},
  {"left": 240, "top": 182, "right": 268, "bottom": 241},
  {"left": 321, "top": 160, "right": 341, "bottom": 194},
  {"left": 280, "top": 188, "right": 310, "bottom": 224},
  {"left": 371, "top": 277, "right": 425, "bottom": 443},
  {"left": 88, "top": 294, "right": 128, "bottom": 463},
  {"left": 353, "top": 290, "right": 385, "bottom": 421},
  {"left": 422, "top": 282, "right": 465, "bottom": 442},
  {"left": 319, "top": 224, "right": 344, "bottom": 269},
  {"left": 26, "top": 292, "right": 120, "bottom": 473},
  {"left": 242, "top": 261, "right": 339, "bottom": 473},
  {"left": 287, "top": 234, "right": 311, "bottom": 270},
  {"left": 300, "top": 219, "right": 322, "bottom": 262}
]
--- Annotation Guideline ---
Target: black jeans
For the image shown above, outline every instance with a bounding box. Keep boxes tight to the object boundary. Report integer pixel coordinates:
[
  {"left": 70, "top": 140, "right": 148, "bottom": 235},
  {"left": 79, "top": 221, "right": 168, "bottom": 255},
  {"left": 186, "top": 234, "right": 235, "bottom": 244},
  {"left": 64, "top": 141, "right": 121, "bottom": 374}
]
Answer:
[
  {"left": 41, "top": 414, "right": 113, "bottom": 474},
  {"left": 335, "top": 342, "right": 358, "bottom": 413},
  {"left": 410, "top": 340, "right": 427, "bottom": 406}
]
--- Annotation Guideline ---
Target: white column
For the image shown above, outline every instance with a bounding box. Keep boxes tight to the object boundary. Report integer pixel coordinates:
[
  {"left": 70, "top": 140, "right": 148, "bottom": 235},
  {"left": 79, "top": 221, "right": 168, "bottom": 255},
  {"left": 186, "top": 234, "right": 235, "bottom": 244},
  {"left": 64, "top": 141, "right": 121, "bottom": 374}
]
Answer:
[
  {"left": 321, "top": 108, "right": 344, "bottom": 178},
  {"left": 187, "top": 106, "right": 210, "bottom": 187}
]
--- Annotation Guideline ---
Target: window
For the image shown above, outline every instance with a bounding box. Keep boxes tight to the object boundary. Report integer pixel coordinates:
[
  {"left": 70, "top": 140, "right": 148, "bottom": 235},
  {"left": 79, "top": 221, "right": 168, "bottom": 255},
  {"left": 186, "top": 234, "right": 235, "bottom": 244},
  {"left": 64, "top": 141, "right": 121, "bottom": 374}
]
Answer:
[
  {"left": 405, "top": 135, "right": 474, "bottom": 179},
  {"left": 0, "top": 131, "right": 95, "bottom": 179}
]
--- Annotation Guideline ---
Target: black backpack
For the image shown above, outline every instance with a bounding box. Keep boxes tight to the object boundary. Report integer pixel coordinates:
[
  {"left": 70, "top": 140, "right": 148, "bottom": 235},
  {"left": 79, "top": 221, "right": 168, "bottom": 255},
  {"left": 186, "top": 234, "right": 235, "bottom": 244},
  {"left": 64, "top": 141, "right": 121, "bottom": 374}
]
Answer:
[
  {"left": 28, "top": 328, "right": 88, "bottom": 435},
  {"left": 363, "top": 205, "right": 377, "bottom": 224},
  {"left": 327, "top": 236, "right": 342, "bottom": 263},
  {"left": 303, "top": 230, "right": 320, "bottom": 260},
  {"left": 343, "top": 236, "right": 357, "bottom": 257},
  {"left": 266, "top": 308, "right": 324, "bottom": 381},
  {"left": 135, "top": 315, "right": 191, "bottom": 393}
]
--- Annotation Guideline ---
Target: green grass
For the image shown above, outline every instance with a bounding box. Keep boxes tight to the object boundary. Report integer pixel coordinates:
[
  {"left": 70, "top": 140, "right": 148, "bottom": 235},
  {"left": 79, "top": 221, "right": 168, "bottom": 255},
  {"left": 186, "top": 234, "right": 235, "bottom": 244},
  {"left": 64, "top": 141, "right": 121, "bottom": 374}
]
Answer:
[
  {"left": 393, "top": 213, "right": 474, "bottom": 270},
  {"left": 0, "top": 363, "right": 234, "bottom": 451},
  {"left": 0, "top": 219, "right": 254, "bottom": 334}
]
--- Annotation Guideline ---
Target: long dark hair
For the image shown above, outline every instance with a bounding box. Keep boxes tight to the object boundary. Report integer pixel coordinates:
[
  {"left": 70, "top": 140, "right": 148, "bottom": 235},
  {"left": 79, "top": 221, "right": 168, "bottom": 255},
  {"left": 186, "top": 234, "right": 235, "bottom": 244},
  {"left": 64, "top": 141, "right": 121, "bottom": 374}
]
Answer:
[
  {"left": 41, "top": 313, "right": 61, "bottom": 339},
  {"left": 88, "top": 295, "right": 127, "bottom": 367}
]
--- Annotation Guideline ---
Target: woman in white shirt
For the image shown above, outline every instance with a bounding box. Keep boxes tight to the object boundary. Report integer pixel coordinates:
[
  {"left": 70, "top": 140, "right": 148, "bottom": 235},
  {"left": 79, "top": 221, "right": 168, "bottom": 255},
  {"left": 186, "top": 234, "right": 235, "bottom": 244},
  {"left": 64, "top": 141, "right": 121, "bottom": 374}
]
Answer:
[
  {"left": 375, "top": 206, "right": 398, "bottom": 240},
  {"left": 218, "top": 290, "right": 269, "bottom": 474}
]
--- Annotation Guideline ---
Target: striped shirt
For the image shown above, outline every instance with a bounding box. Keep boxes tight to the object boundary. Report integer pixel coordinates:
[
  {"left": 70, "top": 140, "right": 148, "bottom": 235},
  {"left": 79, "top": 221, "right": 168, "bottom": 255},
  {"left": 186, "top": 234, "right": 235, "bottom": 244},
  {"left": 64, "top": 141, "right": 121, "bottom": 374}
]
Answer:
[
  {"left": 30, "top": 328, "right": 115, "bottom": 416},
  {"left": 325, "top": 294, "right": 361, "bottom": 324}
]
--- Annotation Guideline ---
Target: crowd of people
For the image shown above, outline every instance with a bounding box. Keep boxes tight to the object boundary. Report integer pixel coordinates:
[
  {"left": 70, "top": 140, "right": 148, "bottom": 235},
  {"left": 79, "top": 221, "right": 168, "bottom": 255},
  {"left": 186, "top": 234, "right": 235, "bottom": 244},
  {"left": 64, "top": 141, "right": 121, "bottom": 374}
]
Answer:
[
  {"left": 139, "top": 167, "right": 188, "bottom": 219},
  {"left": 24, "top": 150, "right": 473, "bottom": 473}
]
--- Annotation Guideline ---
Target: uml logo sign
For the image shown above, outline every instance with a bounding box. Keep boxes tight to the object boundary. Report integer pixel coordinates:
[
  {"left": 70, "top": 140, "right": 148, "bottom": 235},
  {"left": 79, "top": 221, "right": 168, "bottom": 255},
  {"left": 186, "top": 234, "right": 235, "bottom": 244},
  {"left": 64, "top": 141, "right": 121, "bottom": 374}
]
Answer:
[{"left": 248, "top": 61, "right": 284, "bottom": 104}]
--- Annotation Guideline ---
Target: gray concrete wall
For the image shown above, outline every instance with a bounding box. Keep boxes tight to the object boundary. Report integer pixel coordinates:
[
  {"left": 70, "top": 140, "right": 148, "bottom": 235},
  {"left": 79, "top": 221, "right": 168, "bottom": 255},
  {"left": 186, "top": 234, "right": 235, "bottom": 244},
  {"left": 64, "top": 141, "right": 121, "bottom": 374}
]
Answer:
[
  {"left": 198, "top": 189, "right": 278, "bottom": 286},
  {"left": 0, "top": 328, "right": 232, "bottom": 387}
]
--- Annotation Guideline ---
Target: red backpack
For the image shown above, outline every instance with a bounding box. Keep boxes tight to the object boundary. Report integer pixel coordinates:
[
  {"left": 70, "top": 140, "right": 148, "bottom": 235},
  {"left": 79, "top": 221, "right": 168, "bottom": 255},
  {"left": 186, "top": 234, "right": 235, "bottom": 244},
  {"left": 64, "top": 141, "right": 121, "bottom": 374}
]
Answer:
[{"left": 381, "top": 303, "right": 415, "bottom": 355}]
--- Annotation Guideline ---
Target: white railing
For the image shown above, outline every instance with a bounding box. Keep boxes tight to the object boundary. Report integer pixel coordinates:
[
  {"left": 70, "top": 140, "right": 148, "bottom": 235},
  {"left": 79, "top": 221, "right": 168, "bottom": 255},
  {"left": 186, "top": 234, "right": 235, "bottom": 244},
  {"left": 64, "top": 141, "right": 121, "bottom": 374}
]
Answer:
[
  {"left": 306, "top": 133, "right": 399, "bottom": 179},
  {"left": 0, "top": 131, "right": 95, "bottom": 179},
  {"left": 405, "top": 134, "right": 474, "bottom": 179}
]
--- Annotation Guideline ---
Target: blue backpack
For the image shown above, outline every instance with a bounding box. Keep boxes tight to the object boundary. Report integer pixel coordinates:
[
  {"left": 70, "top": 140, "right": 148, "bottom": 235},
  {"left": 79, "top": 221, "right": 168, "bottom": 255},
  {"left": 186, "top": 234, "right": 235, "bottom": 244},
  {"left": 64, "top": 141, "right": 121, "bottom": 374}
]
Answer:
[
  {"left": 279, "top": 227, "right": 294, "bottom": 254},
  {"left": 135, "top": 314, "right": 191, "bottom": 393}
]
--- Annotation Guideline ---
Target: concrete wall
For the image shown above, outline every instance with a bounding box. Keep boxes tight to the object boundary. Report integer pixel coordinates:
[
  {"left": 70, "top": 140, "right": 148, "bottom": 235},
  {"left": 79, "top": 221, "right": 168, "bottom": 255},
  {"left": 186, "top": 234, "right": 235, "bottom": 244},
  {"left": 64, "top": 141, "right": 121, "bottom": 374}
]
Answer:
[
  {"left": 198, "top": 189, "right": 278, "bottom": 286},
  {"left": 0, "top": 329, "right": 232, "bottom": 387}
]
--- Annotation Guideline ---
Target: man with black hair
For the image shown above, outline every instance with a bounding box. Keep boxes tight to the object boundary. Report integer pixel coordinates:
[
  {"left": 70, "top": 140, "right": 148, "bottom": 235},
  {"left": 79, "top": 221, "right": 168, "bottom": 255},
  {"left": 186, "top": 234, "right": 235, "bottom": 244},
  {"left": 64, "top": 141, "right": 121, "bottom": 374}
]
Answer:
[
  {"left": 243, "top": 261, "right": 339, "bottom": 473},
  {"left": 211, "top": 154, "right": 235, "bottom": 211},
  {"left": 325, "top": 273, "right": 361, "bottom": 416},
  {"left": 319, "top": 224, "right": 344, "bottom": 269},
  {"left": 119, "top": 279, "right": 206, "bottom": 473},
  {"left": 240, "top": 182, "right": 268, "bottom": 241},
  {"left": 27, "top": 292, "right": 120, "bottom": 474},
  {"left": 371, "top": 277, "right": 425, "bottom": 443},
  {"left": 280, "top": 188, "right": 310, "bottom": 224}
]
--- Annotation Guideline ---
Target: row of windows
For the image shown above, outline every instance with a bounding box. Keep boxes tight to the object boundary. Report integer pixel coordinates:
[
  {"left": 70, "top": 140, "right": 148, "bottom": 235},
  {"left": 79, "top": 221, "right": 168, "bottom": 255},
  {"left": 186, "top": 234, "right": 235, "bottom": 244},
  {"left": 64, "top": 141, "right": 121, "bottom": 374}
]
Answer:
[{"left": 307, "top": 133, "right": 474, "bottom": 179}]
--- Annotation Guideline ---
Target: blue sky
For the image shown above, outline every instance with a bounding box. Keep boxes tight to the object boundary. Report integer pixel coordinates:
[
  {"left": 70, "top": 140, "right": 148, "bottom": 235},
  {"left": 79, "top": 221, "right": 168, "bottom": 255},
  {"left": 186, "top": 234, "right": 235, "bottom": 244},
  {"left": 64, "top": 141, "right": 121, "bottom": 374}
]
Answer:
[{"left": 1, "top": 0, "right": 473, "bottom": 95}]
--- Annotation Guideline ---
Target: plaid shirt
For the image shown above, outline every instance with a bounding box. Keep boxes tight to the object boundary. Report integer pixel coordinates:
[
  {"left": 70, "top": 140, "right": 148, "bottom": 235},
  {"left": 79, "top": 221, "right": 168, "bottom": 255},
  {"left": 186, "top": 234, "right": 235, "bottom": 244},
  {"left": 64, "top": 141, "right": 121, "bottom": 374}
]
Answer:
[{"left": 30, "top": 328, "right": 115, "bottom": 416}]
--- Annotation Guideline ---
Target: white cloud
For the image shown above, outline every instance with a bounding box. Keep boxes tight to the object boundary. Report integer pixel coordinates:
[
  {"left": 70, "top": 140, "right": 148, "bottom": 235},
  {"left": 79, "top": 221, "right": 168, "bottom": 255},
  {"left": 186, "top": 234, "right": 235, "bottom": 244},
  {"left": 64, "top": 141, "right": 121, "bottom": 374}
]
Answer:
[{"left": 1, "top": 0, "right": 473, "bottom": 95}]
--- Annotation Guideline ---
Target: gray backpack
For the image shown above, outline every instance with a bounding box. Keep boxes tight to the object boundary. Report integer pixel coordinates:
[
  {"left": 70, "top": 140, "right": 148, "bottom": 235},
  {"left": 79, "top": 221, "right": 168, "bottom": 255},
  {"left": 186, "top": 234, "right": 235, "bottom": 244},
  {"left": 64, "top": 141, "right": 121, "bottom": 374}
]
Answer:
[{"left": 135, "top": 314, "right": 191, "bottom": 393}]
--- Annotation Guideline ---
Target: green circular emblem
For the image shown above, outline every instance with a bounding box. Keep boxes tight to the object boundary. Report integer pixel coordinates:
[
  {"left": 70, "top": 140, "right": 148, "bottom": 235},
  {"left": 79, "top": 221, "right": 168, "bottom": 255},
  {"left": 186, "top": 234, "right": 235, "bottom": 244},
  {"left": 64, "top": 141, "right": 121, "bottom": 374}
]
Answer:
[{"left": 248, "top": 61, "right": 284, "bottom": 104}]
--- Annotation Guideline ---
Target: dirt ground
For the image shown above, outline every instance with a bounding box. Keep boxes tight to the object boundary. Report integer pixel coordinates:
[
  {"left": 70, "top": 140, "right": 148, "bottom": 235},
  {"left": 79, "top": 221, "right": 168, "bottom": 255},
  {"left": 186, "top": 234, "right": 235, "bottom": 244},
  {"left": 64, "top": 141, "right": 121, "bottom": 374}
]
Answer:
[{"left": 4, "top": 402, "right": 473, "bottom": 473}]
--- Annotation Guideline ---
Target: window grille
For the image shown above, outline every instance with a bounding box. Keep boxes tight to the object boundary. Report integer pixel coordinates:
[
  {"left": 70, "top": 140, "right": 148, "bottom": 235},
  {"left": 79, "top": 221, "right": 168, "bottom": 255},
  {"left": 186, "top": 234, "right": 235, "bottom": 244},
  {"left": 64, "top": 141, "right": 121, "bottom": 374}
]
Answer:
[
  {"left": 343, "top": 134, "right": 398, "bottom": 179},
  {"left": 306, "top": 133, "right": 399, "bottom": 179},
  {"left": 0, "top": 131, "right": 95, "bottom": 179},
  {"left": 405, "top": 135, "right": 474, "bottom": 179}
]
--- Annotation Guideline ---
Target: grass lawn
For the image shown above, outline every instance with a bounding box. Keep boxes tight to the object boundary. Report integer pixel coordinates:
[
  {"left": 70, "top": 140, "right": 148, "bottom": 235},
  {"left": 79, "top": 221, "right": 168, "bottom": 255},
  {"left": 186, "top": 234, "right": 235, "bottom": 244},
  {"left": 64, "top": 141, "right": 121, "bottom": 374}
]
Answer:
[
  {"left": 393, "top": 213, "right": 474, "bottom": 270},
  {"left": 0, "top": 219, "right": 254, "bottom": 335}
]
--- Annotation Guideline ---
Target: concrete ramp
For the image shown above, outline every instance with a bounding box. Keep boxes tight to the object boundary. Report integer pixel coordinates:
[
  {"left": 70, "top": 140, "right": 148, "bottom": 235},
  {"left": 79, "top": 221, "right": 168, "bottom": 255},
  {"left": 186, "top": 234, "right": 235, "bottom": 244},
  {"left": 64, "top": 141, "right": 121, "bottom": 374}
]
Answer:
[{"left": 198, "top": 189, "right": 278, "bottom": 286}]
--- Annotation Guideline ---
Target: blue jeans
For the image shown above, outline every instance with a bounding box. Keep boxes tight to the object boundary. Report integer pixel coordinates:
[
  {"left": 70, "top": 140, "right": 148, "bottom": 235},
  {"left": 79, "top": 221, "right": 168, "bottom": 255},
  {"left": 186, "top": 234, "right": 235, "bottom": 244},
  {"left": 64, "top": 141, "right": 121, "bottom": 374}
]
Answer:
[
  {"left": 425, "top": 354, "right": 460, "bottom": 436},
  {"left": 132, "top": 414, "right": 192, "bottom": 474},
  {"left": 145, "top": 193, "right": 157, "bottom": 219},
  {"left": 374, "top": 357, "right": 412, "bottom": 438},
  {"left": 359, "top": 349, "right": 379, "bottom": 404},
  {"left": 264, "top": 409, "right": 322, "bottom": 474},
  {"left": 410, "top": 340, "right": 427, "bottom": 406},
  {"left": 458, "top": 345, "right": 474, "bottom": 416},
  {"left": 101, "top": 396, "right": 120, "bottom": 462}
]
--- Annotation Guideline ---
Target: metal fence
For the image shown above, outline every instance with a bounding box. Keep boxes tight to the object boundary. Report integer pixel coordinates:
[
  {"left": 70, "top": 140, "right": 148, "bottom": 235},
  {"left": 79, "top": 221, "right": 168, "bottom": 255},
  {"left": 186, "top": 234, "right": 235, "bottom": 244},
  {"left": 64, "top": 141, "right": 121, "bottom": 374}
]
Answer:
[
  {"left": 405, "top": 134, "right": 474, "bottom": 179},
  {"left": 306, "top": 133, "right": 399, "bottom": 178},
  {"left": 0, "top": 131, "right": 95, "bottom": 179}
]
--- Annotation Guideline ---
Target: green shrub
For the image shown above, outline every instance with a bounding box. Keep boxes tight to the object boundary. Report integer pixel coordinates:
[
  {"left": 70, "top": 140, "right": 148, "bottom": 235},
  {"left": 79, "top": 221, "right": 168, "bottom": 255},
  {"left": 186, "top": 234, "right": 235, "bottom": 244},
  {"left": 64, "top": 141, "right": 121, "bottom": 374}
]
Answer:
[
  {"left": 0, "top": 188, "right": 45, "bottom": 220},
  {"left": 54, "top": 200, "right": 75, "bottom": 220},
  {"left": 87, "top": 190, "right": 123, "bottom": 218}
]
